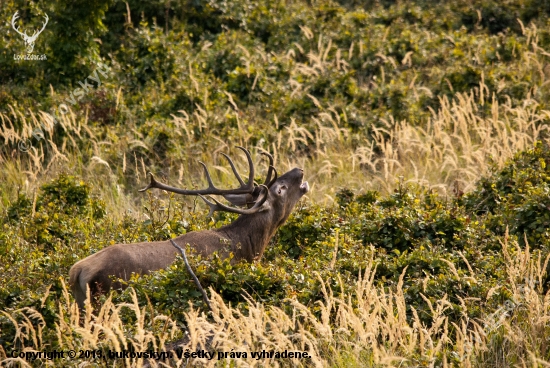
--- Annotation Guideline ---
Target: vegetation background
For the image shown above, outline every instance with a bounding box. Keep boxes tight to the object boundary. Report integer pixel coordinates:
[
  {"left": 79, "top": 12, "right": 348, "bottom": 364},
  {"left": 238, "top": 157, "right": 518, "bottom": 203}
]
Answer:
[{"left": 1, "top": 0, "right": 550, "bottom": 366}]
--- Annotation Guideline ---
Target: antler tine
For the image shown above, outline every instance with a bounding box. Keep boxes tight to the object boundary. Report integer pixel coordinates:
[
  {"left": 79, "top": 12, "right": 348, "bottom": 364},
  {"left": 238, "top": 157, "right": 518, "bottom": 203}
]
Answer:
[
  {"left": 198, "top": 161, "right": 218, "bottom": 190},
  {"left": 199, "top": 185, "right": 269, "bottom": 217},
  {"left": 235, "top": 146, "right": 255, "bottom": 190},
  {"left": 138, "top": 172, "right": 159, "bottom": 192},
  {"left": 11, "top": 11, "right": 27, "bottom": 37},
  {"left": 260, "top": 152, "right": 275, "bottom": 186},
  {"left": 34, "top": 13, "right": 48, "bottom": 37},
  {"left": 220, "top": 153, "right": 246, "bottom": 187},
  {"left": 266, "top": 166, "right": 278, "bottom": 188},
  {"left": 42, "top": 14, "right": 49, "bottom": 30}
]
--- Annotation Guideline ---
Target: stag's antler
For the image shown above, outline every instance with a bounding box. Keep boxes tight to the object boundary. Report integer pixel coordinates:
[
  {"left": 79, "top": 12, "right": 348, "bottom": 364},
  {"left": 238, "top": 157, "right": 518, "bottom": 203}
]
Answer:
[
  {"left": 11, "top": 12, "right": 27, "bottom": 39},
  {"left": 28, "top": 13, "right": 48, "bottom": 42},
  {"left": 140, "top": 147, "right": 276, "bottom": 215},
  {"left": 222, "top": 151, "right": 278, "bottom": 207},
  {"left": 199, "top": 185, "right": 269, "bottom": 217},
  {"left": 140, "top": 146, "right": 255, "bottom": 195},
  {"left": 260, "top": 152, "right": 278, "bottom": 187}
]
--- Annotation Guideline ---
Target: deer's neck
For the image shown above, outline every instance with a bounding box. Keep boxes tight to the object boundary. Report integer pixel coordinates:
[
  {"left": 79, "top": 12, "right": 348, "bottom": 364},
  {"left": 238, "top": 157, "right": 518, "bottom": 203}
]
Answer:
[{"left": 217, "top": 211, "right": 279, "bottom": 262}]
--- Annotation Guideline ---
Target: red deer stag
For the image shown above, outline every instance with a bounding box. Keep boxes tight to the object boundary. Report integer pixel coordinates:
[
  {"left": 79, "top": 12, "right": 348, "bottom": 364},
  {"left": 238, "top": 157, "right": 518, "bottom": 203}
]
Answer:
[{"left": 69, "top": 147, "right": 309, "bottom": 308}]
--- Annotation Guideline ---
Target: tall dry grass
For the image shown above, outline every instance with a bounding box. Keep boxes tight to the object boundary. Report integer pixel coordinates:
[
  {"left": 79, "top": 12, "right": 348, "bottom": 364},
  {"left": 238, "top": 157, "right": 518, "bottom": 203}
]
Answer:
[
  {"left": 346, "top": 92, "right": 549, "bottom": 194},
  {"left": 3, "top": 25, "right": 550, "bottom": 211},
  {"left": 0, "top": 235, "right": 548, "bottom": 367},
  {"left": 3, "top": 85, "right": 546, "bottom": 218},
  {"left": 2, "top": 14, "right": 550, "bottom": 368},
  {"left": 238, "top": 88, "right": 549, "bottom": 200},
  {"left": 0, "top": 106, "right": 146, "bottom": 219}
]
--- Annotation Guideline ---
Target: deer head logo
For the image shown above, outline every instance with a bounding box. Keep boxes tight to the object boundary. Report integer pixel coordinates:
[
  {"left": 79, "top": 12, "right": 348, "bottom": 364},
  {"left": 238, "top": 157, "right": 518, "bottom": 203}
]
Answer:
[{"left": 11, "top": 11, "right": 48, "bottom": 54}]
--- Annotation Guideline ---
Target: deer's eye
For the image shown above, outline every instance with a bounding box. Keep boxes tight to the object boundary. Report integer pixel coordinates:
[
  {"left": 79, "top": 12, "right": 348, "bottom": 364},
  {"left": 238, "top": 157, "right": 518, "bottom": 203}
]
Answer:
[{"left": 278, "top": 185, "right": 287, "bottom": 194}]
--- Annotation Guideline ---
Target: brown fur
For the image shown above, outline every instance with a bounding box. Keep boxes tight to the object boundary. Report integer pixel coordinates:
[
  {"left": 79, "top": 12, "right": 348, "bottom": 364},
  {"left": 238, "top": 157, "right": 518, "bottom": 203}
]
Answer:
[{"left": 69, "top": 168, "right": 308, "bottom": 308}]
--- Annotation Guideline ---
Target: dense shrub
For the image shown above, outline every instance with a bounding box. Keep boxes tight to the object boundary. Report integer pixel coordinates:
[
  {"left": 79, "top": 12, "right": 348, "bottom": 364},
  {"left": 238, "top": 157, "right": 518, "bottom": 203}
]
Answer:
[
  {"left": 465, "top": 142, "right": 550, "bottom": 247},
  {"left": 120, "top": 145, "right": 550, "bottom": 327},
  {"left": 2, "top": 0, "right": 550, "bottom": 364}
]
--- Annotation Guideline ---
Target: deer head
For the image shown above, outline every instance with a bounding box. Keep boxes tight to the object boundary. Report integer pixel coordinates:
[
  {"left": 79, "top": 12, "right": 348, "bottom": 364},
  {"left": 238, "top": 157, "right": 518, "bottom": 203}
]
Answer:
[
  {"left": 69, "top": 147, "right": 308, "bottom": 308},
  {"left": 11, "top": 11, "right": 48, "bottom": 53}
]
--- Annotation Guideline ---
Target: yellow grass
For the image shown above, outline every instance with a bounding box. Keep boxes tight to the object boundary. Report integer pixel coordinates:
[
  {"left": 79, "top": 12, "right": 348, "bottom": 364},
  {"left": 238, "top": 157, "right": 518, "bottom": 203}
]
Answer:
[
  {"left": 2, "top": 15, "right": 550, "bottom": 368},
  {"left": 2, "top": 24, "right": 550, "bottom": 211},
  {"left": 1, "top": 84, "right": 549, "bottom": 216},
  {"left": 0, "top": 235, "right": 548, "bottom": 367}
]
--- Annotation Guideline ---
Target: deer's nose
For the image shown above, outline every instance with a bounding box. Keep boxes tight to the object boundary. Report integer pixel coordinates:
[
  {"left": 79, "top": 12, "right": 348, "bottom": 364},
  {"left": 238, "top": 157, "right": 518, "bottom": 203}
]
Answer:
[{"left": 290, "top": 167, "right": 304, "bottom": 178}]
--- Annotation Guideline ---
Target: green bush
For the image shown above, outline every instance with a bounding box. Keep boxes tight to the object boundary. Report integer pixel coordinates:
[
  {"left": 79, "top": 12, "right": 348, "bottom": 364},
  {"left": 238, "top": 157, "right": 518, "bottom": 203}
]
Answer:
[
  {"left": 465, "top": 142, "right": 550, "bottom": 246},
  {"left": 2, "top": 0, "right": 550, "bottom": 361},
  {"left": 2, "top": 142, "right": 550, "bottom": 352}
]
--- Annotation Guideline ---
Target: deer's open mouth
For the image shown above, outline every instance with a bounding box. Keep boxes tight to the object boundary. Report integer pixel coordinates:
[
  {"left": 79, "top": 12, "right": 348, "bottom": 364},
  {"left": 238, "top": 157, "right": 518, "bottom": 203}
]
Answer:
[{"left": 300, "top": 181, "right": 309, "bottom": 193}]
